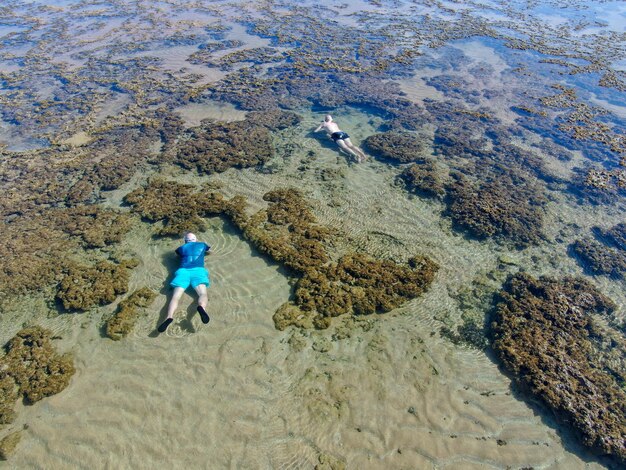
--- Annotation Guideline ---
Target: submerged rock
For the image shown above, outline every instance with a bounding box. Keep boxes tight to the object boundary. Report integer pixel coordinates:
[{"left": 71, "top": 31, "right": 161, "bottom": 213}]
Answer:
[
  {"left": 0, "top": 430, "right": 22, "bottom": 461},
  {"left": 106, "top": 287, "right": 157, "bottom": 340},
  {"left": 56, "top": 259, "right": 139, "bottom": 311},
  {"left": 445, "top": 169, "right": 546, "bottom": 248},
  {"left": 364, "top": 131, "right": 428, "bottom": 163},
  {"left": 491, "top": 273, "right": 625, "bottom": 463},
  {"left": 126, "top": 181, "right": 438, "bottom": 332},
  {"left": 172, "top": 111, "right": 301, "bottom": 175},
  {"left": 570, "top": 238, "right": 626, "bottom": 278},
  {"left": 398, "top": 161, "right": 447, "bottom": 198},
  {"left": 0, "top": 326, "right": 75, "bottom": 418}
]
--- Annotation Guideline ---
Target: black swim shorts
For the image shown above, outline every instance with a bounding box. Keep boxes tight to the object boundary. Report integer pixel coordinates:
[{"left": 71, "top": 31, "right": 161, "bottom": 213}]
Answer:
[{"left": 331, "top": 131, "right": 349, "bottom": 142}]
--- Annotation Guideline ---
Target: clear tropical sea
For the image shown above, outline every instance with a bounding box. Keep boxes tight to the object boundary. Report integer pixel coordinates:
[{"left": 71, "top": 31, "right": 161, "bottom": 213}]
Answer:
[{"left": 0, "top": 0, "right": 624, "bottom": 468}]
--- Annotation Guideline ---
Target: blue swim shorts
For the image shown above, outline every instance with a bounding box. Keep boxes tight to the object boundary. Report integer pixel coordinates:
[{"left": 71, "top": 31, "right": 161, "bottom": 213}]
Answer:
[{"left": 170, "top": 267, "right": 210, "bottom": 290}]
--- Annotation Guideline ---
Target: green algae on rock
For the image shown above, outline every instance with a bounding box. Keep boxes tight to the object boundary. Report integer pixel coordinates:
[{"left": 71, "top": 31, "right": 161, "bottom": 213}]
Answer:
[
  {"left": 491, "top": 274, "right": 626, "bottom": 464},
  {"left": 56, "top": 259, "right": 139, "bottom": 311},
  {"left": 0, "top": 326, "right": 75, "bottom": 418},
  {"left": 105, "top": 287, "right": 157, "bottom": 341}
]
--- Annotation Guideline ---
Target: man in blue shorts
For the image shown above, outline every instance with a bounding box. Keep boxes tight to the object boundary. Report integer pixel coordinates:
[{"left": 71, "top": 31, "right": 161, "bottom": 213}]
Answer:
[{"left": 158, "top": 232, "right": 211, "bottom": 332}]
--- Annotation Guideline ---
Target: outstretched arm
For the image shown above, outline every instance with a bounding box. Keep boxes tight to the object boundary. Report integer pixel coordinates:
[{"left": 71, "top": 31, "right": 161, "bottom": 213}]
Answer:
[{"left": 314, "top": 122, "right": 325, "bottom": 133}]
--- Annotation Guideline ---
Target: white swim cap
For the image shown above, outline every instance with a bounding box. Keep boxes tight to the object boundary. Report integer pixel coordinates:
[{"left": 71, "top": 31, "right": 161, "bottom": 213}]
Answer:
[{"left": 184, "top": 232, "right": 197, "bottom": 242}]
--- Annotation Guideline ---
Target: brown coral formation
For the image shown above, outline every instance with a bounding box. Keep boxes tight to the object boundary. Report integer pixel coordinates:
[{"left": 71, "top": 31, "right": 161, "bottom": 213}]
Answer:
[
  {"left": 56, "top": 259, "right": 139, "bottom": 311},
  {"left": 491, "top": 274, "right": 625, "bottom": 463},
  {"left": 0, "top": 326, "right": 75, "bottom": 425},
  {"left": 570, "top": 238, "right": 626, "bottom": 278},
  {"left": 0, "top": 204, "right": 134, "bottom": 305},
  {"left": 398, "top": 162, "right": 447, "bottom": 198},
  {"left": 105, "top": 287, "right": 157, "bottom": 340},
  {"left": 294, "top": 253, "right": 437, "bottom": 318},
  {"left": 49, "top": 206, "right": 133, "bottom": 248},
  {"left": 123, "top": 179, "right": 226, "bottom": 236},
  {"left": 364, "top": 132, "right": 428, "bottom": 163},
  {"left": 445, "top": 169, "right": 546, "bottom": 248},
  {"left": 570, "top": 223, "right": 626, "bottom": 278},
  {"left": 171, "top": 111, "right": 301, "bottom": 175},
  {"left": 0, "top": 430, "right": 22, "bottom": 461}
]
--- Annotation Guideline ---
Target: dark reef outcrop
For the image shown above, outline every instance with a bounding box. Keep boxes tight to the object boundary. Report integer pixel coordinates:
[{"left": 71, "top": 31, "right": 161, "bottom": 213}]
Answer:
[
  {"left": 570, "top": 238, "right": 626, "bottom": 278},
  {"left": 0, "top": 326, "right": 75, "bottom": 425},
  {"left": 445, "top": 168, "right": 546, "bottom": 248},
  {"left": 491, "top": 274, "right": 625, "bottom": 463},
  {"left": 398, "top": 162, "right": 447, "bottom": 198},
  {"left": 171, "top": 111, "right": 301, "bottom": 175},
  {"left": 570, "top": 222, "right": 626, "bottom": 278},
  {"left": 0, "top": 205, "right": 134, "bottom": 305},
  {"left": 364, "top": 132, "right": 428, "bottom": 163}
]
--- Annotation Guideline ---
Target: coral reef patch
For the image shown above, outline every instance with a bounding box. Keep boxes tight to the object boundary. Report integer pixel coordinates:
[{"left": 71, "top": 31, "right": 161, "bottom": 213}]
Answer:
[
  {"left": 0, "top": 430, "right": 22, "bottom": 460},
  {"left": 0, "top": 326, "right": 75, "bottom": 425},
  {"left": 105, "top": 287, "right": 158, "bottom": 340},
  {"left": 570, "top": 222, "right": 626, "bottom": 278},
  {"left": 56, "top": 259, "right": 139, "bottom": 311},
  {"left": 445, "top": 169, "right": 546, "bottom": 247},
  {"left": 364, "top": 132, "right": 428, "bottom": 163},
  {"left": 570, "top": 238, "right": 626, "bottom": 279},
  {"left": 491, "top": 274, "right": 626, "bottom": 463},
  {"left": 170, "top": 111, "right": 301, "bottom": 175},
  {"left": 398, "top": 162, "right": 447, "bottom": 198}
]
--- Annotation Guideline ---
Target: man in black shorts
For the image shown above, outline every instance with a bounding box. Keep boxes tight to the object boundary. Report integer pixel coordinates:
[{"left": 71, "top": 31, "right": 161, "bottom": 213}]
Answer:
[{"left": 314, "top": 115, "right": 366, "bottom": 163}]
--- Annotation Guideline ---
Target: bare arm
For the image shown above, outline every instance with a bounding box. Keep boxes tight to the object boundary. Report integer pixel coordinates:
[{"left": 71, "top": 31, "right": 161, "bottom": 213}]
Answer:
[{"left": 314, "top": 122, "right": 325, "bottom": 133}]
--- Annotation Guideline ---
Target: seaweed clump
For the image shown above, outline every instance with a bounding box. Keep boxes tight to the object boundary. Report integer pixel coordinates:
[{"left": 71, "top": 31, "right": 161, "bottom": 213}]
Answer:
[
  {"left": 105, "top": 287, "right": 157, "bottom": 340},
  {"left": 172, "top": 111, "right": 301, "bottom": 175},
  {"left": 364, "top": 132, "right": 427, "bottom": 163},
  {"left": 398, "top": 162, "right": 447, "bottom": 198},
  {"left": 570, "top": 222, "right": 626, "bottom": 278},
  {"left": 56, "top": 259, "right": 139, "bottom": 311},
  {"left": 445, "top": 170, "right": 546, "bottom": 248},
  {"left": 491, "top": 274, "right": 626, "bottom": 463},
  {"left": 0, "top": 326, "right": 75, "bottom": 425}
]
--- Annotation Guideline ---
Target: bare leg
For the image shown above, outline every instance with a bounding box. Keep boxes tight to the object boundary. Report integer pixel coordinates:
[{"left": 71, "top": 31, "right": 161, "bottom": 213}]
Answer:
[
  {"left": 159, "top": 286, "right": 185, "bottom": 332},
  {"left": 166, "top": 287, "right": 185, "bottom": 320},
  {"left": 344, "top": 138, "right": 366, "bottom": 162},
  {"left": 194, "top": 284, "right": 210, "bottom": 324},
  {"left": 336, "top": 140, "right": 360, "bottom": 162}
]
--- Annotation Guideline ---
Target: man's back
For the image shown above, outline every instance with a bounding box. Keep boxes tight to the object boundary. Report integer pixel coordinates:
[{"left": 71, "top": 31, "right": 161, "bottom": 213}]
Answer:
[{"left": 176, "top": 241, "right": 209, "bottom": 269}]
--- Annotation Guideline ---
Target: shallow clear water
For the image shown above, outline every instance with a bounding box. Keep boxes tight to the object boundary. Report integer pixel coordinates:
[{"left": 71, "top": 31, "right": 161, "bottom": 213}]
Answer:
[{"left": 0, "top": 0, "right": 625, "bottom": 468}]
